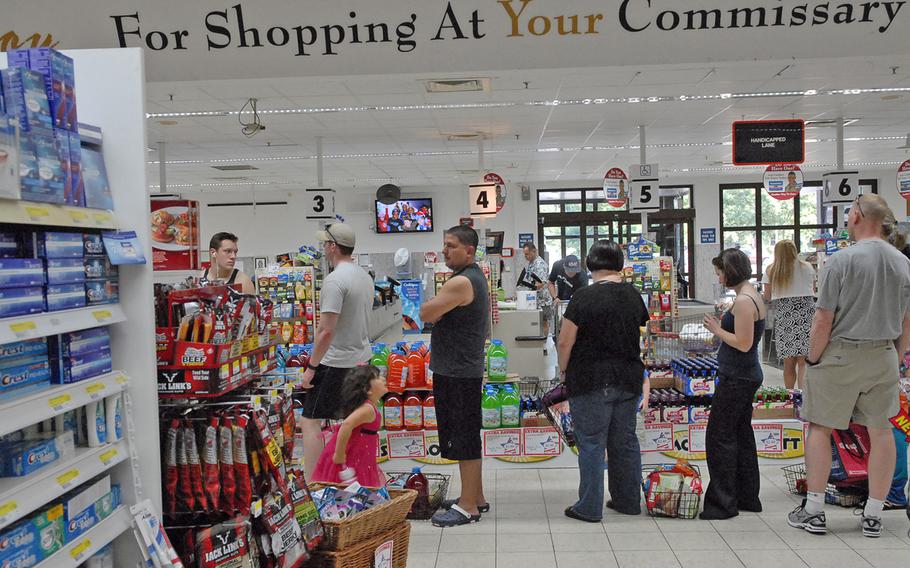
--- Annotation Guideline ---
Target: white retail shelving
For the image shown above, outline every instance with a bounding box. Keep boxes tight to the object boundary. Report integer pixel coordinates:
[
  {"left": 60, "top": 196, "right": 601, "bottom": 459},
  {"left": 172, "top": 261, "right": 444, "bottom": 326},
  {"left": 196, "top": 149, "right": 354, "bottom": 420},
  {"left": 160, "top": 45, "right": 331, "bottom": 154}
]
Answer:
[
  {"left": 35, "top": 506, "right": 132, "bottom": 567},
  {"left": 0, "top": 47, "right": 158, "bottom": 565},
  {"left": 0, "top": 371, "right": 128, "bottom": 437},
  {"left": 0, "top": 439, "right": 129, "bottom": 531},
  {"left": 0, "top": 305, "right": 126, "bottom": 345}
]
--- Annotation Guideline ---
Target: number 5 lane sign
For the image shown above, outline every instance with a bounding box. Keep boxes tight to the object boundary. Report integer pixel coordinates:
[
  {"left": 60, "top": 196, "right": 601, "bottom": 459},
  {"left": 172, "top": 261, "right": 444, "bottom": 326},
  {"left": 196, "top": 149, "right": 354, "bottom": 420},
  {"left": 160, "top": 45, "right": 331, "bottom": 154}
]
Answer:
[
  {"left": 306, "top": 188, "right": 335, "bottom": 220},
  {"left": 822, "top": 171, "right": 859, "bottom": 205},
  {"left": 630, "top": 178, "right": 661, "bottom": 212},
  {"left": 469, "top": 183, "right": 498, "bottom": 217}
]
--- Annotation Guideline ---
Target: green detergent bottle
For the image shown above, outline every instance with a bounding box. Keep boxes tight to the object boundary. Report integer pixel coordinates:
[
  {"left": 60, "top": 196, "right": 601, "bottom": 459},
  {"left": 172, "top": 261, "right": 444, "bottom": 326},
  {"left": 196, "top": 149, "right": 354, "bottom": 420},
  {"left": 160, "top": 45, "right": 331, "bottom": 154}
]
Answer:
[
  {"left": 486, "top": 339, "right": 509, "bottom": 382},
  {"left": 481, "top": 386, "right": 501, "bottom": 429}
]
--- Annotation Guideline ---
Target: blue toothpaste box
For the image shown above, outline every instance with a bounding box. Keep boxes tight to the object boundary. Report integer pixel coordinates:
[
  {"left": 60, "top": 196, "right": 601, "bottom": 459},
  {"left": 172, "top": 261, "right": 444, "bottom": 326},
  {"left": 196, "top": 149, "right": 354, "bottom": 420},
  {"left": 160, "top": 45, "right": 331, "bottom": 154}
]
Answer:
[
  {"left": 0, "top": 233, "right": 30, "bottom": 259},
  {"left": 0, "top": 259, "right": 44, "bottom": 288},
  {"left": 49, "top": 327, "right": 109, "bottom": 358},
  {"left": 0, "top": 287, "right": 44, "bottom": 317},
  {"left": 82, "top": 233, "right": 104, "bottom": 256},
  {"left": 0, "top": 68, "right": 52, "bottom": 132},
  {"left": 62, "top": 478, "right": 119, "bottom": 543},
  {"left": 84, "top": 257, "right": 117, "bottom": 280},
  {"left": 17, "top": 48, "right": 68, "bottom": 131},
  {"left": 45, "top": 258, "right": 85, "bottom": 285},
  {"left": 67, "top": 131, "right": 83, "bottom": 206},
  {"left": 51, "top": 349, "right": 112, "bottom": 384},
  {"left": 0, "top": 503, "right": 65, "bottom": 563},
  {"left": 34, "top": 232, "right": 83, "bottom": 259},
  {"left": 45, "top": 283, "right": 86, "bottom": 312},
  {"left": 0, "top": 431, "right": 74, "bottom": 477},
  {"left": 80, "top": 147, "right": 112, "bottom": 210},
  {"left": 85, "top": 279, "right": 118, "bottom": 306},
  {"left": 0, "top": 354, "right": 52, "bottom": 396},
  {"left": 17, "top": 130, "right": 41, "bottom": 197},
  {"left": 62, "top": 55, "right": 76, "bottom": 132},
  {"left": 53, "top": 130, "right": 72, "bottom": 204},
  {"left": 0, "top": 338, "right": 47, "bottom": 360}
]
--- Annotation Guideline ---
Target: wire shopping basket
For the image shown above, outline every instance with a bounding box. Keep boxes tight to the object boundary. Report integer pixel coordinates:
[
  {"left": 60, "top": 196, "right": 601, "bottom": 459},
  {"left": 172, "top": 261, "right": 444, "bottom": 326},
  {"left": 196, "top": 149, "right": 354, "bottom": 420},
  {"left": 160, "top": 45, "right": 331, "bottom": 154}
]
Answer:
[{"left": 646, "top": 313, "right": 721, "bottom": 360}]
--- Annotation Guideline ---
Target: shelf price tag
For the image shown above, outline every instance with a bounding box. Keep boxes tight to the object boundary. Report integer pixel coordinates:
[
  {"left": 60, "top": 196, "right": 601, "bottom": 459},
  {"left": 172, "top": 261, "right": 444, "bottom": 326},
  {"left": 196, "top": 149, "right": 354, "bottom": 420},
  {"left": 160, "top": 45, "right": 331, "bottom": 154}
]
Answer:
[
  {"left": 9, "top": 320, "right": 37, "bottom": 339},
  {"left": 251, "top": 499, "right": 263, "bottom": 518},
  {"left": 70, "top": 539, "right": 92, "bottom": 562},
  {"left": 56, "top": 469, "right": 80, "bottom": 490},
  {"left": 0, "top": 501, "right": 17, "bottom": 526},
  {"left": 115, "top": 374, "right": 128, "bottom": 385},
  {"left": 48, "top": 394, "right": 72, "bottom": 412},
  {"left": 24, "top": 205, "right": 51, "bottom": 222},
  {"left": 92, "top": 211, "right": 114, "bottom": 226},
  {"left": 99, "top": 448, "right": 119, "bottom": 466},
  {"left": 85, "top": 382, "right": 107, "bottom": 399},
  {"left": 68, "top": 209, "right": 89, "bottom": 224},
  {"left": 92, "top": 309, "right": 113, "bottom": 323}
]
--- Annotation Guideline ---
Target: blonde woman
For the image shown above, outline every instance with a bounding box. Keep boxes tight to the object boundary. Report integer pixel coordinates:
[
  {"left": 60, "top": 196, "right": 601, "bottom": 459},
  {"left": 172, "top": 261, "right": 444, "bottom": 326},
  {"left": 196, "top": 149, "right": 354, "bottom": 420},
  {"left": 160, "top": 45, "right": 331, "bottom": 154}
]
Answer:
[{"left": 762, "top": 240, "right": 816, "bottom": 389}]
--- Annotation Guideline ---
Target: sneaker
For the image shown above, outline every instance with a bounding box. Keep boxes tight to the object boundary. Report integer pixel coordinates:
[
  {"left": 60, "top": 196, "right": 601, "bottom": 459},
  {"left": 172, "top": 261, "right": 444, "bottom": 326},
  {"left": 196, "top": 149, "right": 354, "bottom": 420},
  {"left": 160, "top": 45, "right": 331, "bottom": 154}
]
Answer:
[
  {"left": 861, "top": 515, "right": 882, "bottom": 538},
  {"left": 788, "top": 499, "right": 827, "bottom": 534}
]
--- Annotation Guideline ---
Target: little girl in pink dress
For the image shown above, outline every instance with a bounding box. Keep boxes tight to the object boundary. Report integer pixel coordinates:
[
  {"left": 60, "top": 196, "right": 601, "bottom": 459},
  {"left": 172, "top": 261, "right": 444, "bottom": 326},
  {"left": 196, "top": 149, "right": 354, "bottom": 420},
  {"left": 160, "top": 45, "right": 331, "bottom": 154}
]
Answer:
[{"left": 312, "top": 366, "right": 386, "bottom": 487}]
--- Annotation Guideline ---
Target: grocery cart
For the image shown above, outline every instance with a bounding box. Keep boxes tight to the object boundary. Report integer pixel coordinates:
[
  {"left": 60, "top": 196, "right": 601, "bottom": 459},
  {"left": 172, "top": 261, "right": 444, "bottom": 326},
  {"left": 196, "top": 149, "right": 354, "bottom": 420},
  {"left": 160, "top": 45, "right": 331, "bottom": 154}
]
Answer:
[{"left": 645, "top": 313, "right": 721, "bottom": 361}]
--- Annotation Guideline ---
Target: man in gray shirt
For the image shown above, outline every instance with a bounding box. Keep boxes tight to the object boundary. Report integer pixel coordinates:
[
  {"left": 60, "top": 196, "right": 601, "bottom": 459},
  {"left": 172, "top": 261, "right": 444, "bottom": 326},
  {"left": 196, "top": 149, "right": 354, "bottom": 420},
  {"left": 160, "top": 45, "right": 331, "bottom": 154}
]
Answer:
[
  {"left": 789, "top": 194, "right": 910, "bottom": 538},
  {"left": 299, "top": 222, "right": 374, "bottom": 478}
]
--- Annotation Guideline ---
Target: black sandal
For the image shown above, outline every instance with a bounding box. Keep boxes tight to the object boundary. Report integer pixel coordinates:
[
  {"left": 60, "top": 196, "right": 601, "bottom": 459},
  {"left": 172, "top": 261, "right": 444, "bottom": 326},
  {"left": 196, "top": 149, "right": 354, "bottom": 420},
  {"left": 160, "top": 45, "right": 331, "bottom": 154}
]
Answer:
[
  {"left": 431, "top": 505, "right": 482, "bottom": 527},
  {"left": 441, "top": 499, "right": 490, "bottom": 514}
]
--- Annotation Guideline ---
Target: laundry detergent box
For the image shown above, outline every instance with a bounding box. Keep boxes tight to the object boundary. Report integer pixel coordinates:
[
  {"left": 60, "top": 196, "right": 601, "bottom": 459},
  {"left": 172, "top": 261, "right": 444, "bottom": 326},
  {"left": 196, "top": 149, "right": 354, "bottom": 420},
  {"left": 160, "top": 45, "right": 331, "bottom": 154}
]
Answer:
[
  {"left": 49, "top": 327, "right": 110, "bottom": 358},
  {"left": 45, "top": 258, "right": 85, "bottom": 285},
  {"left": 0, "top": 67, "right": 52, "bottom": 132},
  {"left": 0, "top": 430, "right": 74, "bottom": 477},
  {"left": 45, "top": 282, "right": 86, "bottom": 312},
  {"left": 84, "top": 257, "right": 117, "bottom": 280},
  {"left": 0, "top": 258, "right": 44, "bottom": 288},
  {"left": 62, "top": 477, "right": 119, "bottom": 543},
  {"left": 33, "top": 232, "right": 84, "bottom": 259},
  {"left": 85, "top": 279, "right": 118, "bottom": 306},
  {"left": 51, "top": 349, "right": 112, "bottom": 384},
  {"left": 0, "top": 338, "right": 47, "bottom": 361},
  {"left": 0, "top": 286, "right": 44, "bottom": 318}
]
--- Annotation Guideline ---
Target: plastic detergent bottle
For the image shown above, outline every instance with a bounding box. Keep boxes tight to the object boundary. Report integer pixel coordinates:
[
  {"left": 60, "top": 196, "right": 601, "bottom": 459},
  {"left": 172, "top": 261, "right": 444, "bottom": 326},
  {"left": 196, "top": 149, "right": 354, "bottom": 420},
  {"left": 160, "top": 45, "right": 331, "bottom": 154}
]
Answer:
[
  {"left": 486, "top": 339, "right": 509, "bottom": 381},
  {"left": 415, "top": 341, "right": 429, "bottom": 356},
  {"left": 482, "top": 386, "right": 501, "bottom": 429},
  {"left": 405, "top": 467, "right": 431, "bottom": 517},
  {"left": 422, "top": 394, "right": 437, "bottom": 430},
  {"left": 404, "top": 394, "right": 423, "bottom": 431},
  {"left": 384, "top": 394, "right": 403, "bottom": 431},
  {"left": 387, "top": 352, "right": 408, "bottom": 393},
  {"left": 499, "top": 384, "right": 521, "bottom": 428},
  {"left": 370, "top": 346, "right": 388, "bottom": 378},
  {"left": 406, "top": 344, "right": 426, "bottom": 388}
]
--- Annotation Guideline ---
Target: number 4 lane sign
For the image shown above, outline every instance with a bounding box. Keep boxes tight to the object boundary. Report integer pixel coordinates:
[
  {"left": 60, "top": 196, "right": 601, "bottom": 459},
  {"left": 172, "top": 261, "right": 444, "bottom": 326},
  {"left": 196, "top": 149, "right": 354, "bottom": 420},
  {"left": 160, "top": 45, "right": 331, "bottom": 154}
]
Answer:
[
  {"left": 822, "top": 171, "right": 859, "bottom": 205},
  {"left": 306, "top": 188, "right": 335, "bottom": 220},
  {"left": 630, "top": 178, "right": 661, "bottom": 212},
  {"left": 469, "top": 183, "right": 498, "bottom": 217}
]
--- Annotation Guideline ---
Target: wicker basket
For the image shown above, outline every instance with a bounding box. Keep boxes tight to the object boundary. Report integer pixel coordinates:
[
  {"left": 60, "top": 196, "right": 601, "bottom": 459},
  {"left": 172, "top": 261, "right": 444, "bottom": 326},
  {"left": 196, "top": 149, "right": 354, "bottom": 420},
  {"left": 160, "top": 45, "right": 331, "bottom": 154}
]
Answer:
[
  {"left": 308, "top": 522, "right": 411, "bottom": 568},
  {"left": 309, "top": 483, "right": 416, "bottom": 551}
]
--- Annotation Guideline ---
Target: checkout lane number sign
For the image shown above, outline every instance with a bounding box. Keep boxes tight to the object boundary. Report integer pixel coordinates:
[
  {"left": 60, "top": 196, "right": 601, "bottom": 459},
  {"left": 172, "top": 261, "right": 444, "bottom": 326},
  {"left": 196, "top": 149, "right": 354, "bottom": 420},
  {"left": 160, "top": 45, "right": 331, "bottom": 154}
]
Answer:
[
  {"left": 469, "top": 183, "right": 498, "bottom": 217},
  {"left": 306, "top": 188, "right": 335, "bottom": 220}
]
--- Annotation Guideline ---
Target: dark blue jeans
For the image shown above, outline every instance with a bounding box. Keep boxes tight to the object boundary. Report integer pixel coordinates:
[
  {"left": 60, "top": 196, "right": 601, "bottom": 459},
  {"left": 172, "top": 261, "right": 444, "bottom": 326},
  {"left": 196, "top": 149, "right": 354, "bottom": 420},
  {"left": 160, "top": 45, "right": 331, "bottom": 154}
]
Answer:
[{"left": 569, "top": 385, "right": 642, "bottom": 519}]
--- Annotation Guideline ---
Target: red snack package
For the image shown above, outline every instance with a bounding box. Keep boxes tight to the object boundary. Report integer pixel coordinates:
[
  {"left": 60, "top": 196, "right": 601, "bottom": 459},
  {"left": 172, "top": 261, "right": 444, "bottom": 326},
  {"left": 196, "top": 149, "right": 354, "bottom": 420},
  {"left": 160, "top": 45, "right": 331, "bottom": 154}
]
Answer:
[
  {"left": 195, "top": 517, "right": 258, "bottom": 568},
  {"left": 252, "top": 408, "right": 287, "bottom": 492},
  {"left": 288, "top": 475, "right": 323, "bottom": 552},
  {"left": 256, "top": 489, "right": 307, "bottom": 568},
  {"left": 202, "top": 417, "right": 221, "bottom": 512},
  {"left": 184, "top": 421, "right": 209, "bottom": 512},
  {"left": 165, "top": 419, "right": 179, "bottom": 514},
  {"left": 219, "top": 415, "right": 237, "bottom": 515},
  {"left": 177, "top": 419, "right": 195, "bottom": 512},
  {"left": 233, "top": 413, "right": 252, "bottom": 515},
  {"left": 281, "top": 396, "right": 295, "bottom": 462},
  {"left": 267, "top": 398, "right": 285, "bottom": 452}
]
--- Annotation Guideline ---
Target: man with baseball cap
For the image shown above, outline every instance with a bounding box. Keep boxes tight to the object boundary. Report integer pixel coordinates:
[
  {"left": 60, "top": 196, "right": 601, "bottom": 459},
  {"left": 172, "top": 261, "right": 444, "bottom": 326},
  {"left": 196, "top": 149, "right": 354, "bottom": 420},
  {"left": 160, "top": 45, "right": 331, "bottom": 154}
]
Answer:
[
  {"left": 548, "top": 254, "right": 590, "bottom": 304},
  {"left": 299, "top": 222, "right": 375, "bottom": 478}
]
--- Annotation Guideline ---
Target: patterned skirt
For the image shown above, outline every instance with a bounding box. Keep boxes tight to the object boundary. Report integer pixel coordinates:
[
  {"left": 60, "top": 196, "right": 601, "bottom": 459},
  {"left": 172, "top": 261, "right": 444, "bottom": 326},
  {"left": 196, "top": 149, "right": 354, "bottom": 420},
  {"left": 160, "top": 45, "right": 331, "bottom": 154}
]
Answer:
[{"left": 773, "top": 296, "right": 815, "bottom": 359}]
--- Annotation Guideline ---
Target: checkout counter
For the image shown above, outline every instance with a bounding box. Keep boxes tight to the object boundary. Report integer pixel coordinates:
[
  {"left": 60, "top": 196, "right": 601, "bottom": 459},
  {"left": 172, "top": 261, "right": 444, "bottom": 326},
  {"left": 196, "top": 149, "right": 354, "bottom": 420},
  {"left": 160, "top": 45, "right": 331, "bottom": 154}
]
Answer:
[
  {"left": 369, "top": 282, "right": 402, "bottom": 342},
  {"left": 492, "top": 304, "right": 553, "bottom": 379}
]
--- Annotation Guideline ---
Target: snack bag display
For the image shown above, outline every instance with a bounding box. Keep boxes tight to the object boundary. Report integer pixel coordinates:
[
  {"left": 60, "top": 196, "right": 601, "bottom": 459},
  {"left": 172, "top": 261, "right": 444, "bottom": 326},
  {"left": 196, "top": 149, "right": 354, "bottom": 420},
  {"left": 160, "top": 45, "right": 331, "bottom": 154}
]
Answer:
[{"left": 194, "top": 518, "right": 259, "bottom": 568}]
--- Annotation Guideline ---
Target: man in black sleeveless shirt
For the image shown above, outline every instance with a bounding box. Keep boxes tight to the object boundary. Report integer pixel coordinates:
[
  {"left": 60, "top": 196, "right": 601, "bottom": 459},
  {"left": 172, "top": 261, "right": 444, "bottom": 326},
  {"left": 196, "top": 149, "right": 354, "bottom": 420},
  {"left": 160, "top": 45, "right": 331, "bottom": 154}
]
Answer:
[
  {"left": 202, "top": 232, "right": 255, "bottom": 294},
  {"left": 420, "top": 225, "right": 490, "bottom": 527}
]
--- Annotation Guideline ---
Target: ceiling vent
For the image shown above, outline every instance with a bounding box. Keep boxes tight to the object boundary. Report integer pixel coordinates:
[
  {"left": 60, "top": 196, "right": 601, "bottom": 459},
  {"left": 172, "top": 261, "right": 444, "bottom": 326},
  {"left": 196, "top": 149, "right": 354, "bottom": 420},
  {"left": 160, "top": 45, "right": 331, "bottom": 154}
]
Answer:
[
  {"left": 444, "top": 132, "right": 488, "bottom": 142},
  {"left": 210, "top": 164, "right": 259, "bottom": 171},
  {"left": 804, "top": 118, "right": 859, "bottom": 128},
  {"left": 211, "top": 176, "right": 254, "bottom": 181},
  {"left": 425, "top": 78, "right": 491, "bottom": 94}
]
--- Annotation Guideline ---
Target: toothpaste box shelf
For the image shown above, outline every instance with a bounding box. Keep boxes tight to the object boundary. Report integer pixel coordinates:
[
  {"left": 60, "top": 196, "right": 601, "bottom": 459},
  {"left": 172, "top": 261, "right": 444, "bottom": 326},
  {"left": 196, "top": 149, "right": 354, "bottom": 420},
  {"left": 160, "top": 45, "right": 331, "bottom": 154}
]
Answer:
[{"left": 0, "top": 503, "right": 64, "bottom": 565}]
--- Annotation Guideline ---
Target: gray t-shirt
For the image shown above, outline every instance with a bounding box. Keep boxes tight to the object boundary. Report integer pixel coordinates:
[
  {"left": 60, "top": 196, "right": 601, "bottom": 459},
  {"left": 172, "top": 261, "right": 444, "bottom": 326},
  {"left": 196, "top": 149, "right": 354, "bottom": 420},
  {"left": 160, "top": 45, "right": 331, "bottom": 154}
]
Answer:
[
  {"left": 816, "top": 238, "right": 910, "bottom": 341},
  {"left": 320, "top": 262, "right": 374, "bottom": 367}
]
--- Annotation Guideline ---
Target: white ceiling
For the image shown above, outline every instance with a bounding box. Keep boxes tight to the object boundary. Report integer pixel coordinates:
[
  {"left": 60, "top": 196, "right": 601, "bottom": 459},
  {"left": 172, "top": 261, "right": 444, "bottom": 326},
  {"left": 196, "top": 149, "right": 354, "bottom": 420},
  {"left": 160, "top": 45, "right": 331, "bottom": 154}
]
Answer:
[{"left": 144, "top": 54, "right": 910, "bottom": 192}]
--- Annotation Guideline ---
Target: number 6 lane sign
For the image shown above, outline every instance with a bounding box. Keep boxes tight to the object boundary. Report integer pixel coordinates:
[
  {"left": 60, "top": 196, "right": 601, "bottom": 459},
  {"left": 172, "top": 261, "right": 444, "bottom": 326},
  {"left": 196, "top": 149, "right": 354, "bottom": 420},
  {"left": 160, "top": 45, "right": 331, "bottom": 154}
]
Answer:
[
  {"left": 469, "top": 183, "right": 498, "bottom": 217},
  {"left": 630, "top": 178, "right": 661, "bottom": 212},
  {"left": 822, "top": 171, "right": 859, "bottom": 205},
  {"left": 306, "top": 188, "right": 335, "bottom": 220}
]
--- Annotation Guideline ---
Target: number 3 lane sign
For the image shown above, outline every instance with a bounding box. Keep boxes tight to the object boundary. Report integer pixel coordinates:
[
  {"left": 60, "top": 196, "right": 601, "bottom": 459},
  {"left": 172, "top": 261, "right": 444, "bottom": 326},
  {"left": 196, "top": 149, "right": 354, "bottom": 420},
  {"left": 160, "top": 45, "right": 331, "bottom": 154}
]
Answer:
[
  {"left": 469, "top": 183, "right": 498, "bottom": 217},
  {"left": 306, "top": 188, "right": 335, "bottom": 220},
  {"left": 630, "top": 178, "right": 661, "bottom": 212},
  {"left": 822, "top": 171, "right": 859, "bottom": 205}
]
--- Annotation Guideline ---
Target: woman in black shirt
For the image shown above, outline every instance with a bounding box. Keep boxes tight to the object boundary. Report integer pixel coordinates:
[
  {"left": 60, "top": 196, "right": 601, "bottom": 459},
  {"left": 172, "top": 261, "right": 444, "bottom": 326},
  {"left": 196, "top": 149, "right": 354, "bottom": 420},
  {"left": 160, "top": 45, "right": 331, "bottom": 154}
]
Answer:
[
  {"left": 558, "top": 240, "right": 650, "bottom": 521},
  {"left": 700, "top": 249, "right": 766, "bottom": 520}
]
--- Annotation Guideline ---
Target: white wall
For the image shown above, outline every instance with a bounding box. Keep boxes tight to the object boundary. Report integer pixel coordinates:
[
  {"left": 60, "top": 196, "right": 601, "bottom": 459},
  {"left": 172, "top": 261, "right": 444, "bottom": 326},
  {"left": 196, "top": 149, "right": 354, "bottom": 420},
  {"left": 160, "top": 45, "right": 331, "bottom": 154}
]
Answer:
[{"left": 179, "top": 167, "right": 906, "bottom": 301}]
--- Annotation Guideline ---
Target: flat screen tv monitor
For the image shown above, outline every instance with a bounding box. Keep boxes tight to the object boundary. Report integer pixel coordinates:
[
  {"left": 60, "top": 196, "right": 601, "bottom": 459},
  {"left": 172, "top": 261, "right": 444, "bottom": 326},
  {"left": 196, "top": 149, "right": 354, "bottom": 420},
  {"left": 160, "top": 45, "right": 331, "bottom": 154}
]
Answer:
[{"left": 375, "top": 198, "right": 434, "bottom": 234}]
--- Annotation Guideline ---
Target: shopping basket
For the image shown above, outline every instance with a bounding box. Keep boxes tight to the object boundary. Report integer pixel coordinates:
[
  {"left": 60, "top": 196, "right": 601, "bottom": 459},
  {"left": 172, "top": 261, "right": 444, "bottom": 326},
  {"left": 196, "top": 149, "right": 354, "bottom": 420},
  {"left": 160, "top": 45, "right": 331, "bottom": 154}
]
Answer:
[
  {"left": 385, "top": 471, "right": 451, "bottom": 520},
  {"left": 308, "top": 484, "right": 416, "bottom": 551},
  {"left": 646, "top": 313, "right": 720, "bottom": 360},
  {"left": 780, "top": 463, "right": 867, "bottom": 508},
  {"left": 642, "top": 463, "right": 703, "bottom": 519}
]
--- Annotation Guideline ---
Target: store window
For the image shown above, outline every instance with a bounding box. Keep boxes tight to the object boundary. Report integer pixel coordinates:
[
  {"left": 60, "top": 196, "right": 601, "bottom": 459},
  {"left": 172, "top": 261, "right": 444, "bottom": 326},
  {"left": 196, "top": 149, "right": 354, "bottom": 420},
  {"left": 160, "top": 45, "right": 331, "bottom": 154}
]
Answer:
[{"left": 719, "top": 180, "right": 878, "bottom": 279}]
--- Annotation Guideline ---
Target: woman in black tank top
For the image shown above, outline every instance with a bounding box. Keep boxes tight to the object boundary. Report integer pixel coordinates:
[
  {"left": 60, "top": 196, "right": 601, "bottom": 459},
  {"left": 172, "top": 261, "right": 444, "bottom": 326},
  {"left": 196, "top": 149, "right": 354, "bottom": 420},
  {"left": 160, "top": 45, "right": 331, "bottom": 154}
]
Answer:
[{"left": 700, "top": 249, "right": 766, "bottom": 520}]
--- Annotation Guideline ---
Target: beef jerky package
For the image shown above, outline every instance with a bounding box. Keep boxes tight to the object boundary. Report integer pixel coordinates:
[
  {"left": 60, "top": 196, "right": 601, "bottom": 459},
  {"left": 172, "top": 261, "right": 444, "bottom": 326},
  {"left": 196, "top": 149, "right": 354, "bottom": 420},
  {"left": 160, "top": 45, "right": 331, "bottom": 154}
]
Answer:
[
  {"left": 203, "top": 417, "right": 221, "bottom": 512},
  {"left": 185, "top": 421, "right": 209, "bottom": 512},
  {"left": 288, "top": 475, "right": 323, "bottom": 551},
  {"left": 251, "top": 408, "right": 287, "bottom": 492},
  {"left": 195, "top": 518, "right": 259, "bottom": 568},
  {"left": 256, "top": 489, "right": 307, "bottom": 568},
  {"left": 165, "top": 419, "right": 180, "bottom": 514},
  {"left": 233, "top": 413, "right": 252, "bottom": 515}
]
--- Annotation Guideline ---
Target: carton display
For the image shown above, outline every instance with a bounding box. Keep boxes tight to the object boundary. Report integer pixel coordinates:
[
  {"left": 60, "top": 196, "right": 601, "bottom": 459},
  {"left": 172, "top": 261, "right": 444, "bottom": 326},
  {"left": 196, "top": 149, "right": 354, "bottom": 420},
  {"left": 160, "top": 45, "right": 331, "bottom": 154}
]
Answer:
[
  {"left": 45, "top": 282, "right": 86, "bottom": 311},
  {"left": 0, "top": 286, "right": 44, "bottom": 317},
  {"left": 0, "top": 258, "right": 44, "bottom": 288},
  {"left": 45, "top": 258, "right": 86, "bottom": 285}
]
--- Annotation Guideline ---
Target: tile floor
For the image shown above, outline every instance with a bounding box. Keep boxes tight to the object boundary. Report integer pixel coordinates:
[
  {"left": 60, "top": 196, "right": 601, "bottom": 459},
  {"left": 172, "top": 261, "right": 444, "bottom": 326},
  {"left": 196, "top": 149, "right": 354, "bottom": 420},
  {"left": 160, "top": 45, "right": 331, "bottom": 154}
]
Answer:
[{"left": 403, "top": 365, "right": 910, "bottom": 567}]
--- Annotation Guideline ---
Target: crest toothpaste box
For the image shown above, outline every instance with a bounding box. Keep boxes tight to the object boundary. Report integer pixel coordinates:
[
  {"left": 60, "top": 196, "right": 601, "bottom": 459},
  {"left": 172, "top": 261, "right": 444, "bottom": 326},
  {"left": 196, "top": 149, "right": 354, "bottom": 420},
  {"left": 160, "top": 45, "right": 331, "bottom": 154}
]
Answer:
[
  {"left": 0, "top": 286, "right": 44, "bottom": 317},
  {"left": 0, "top": 258, "right": 44, "bottom": 288},
  {"left": 45, "top": 282, "right": 86, "bottom": 311},
  {"left": 45, "top": 258, "right": 85, "bottom": 285}
]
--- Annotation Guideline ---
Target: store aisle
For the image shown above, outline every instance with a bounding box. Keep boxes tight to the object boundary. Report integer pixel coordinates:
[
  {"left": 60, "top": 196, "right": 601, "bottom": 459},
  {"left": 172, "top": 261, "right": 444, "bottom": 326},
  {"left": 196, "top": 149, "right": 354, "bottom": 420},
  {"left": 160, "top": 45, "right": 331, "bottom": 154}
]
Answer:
[{"left": 405, "top": 465, "right": 910, "bottom": 568}]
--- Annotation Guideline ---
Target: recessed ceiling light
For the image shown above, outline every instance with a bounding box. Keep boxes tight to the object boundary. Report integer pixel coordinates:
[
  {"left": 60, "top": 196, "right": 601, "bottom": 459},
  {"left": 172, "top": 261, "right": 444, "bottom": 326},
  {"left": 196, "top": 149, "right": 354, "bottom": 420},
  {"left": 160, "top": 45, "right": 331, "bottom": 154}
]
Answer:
[
  {"left": 157, "top": 120, "right": 178, "bottom": 126},
  {"left": 882, "top": 94, "right": 903, "bottom": 101}
]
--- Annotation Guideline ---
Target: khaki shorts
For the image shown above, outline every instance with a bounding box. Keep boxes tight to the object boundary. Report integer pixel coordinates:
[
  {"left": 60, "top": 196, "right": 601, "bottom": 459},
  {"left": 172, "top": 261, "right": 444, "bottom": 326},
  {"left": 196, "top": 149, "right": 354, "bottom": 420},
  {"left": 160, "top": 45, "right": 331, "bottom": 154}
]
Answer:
[{"left": 802, "top": 340, "right": 900, "bottom": 430}]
